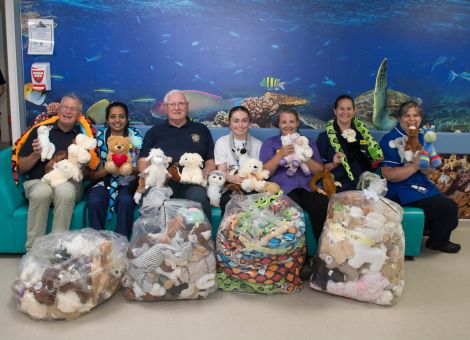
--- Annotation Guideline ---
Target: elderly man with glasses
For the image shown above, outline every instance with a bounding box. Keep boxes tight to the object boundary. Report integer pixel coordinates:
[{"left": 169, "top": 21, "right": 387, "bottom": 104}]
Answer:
[
  {"left": 138, "top": 89, "right": 216, "bottom": 219},
  {"left": 18, "top": 93, "right": 91, "bottom": 249}
]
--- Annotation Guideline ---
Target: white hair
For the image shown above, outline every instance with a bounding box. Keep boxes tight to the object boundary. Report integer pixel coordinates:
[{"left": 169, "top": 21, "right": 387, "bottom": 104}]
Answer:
[{"left": 163, "top": 89, "right": 189, "bottom": 104}]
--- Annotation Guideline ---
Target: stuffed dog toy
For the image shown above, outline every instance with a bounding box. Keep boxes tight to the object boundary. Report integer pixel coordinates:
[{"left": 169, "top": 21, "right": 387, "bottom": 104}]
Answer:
[
  {"left": 179, "top": 153, "right": 205, "bottom": 186},
  {"left": 37, "top": 125, "right": 56, "bottom": 162},
  {"left": 134, "top": 148, "right": 172, "bottom": 204}
]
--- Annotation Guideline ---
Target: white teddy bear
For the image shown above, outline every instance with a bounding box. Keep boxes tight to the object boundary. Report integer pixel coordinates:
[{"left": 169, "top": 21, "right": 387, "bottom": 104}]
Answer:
[
  {"left": 179, "top": 152, "right": 205, "bottom": 186},
  {"left": 41, "top": 159, "right": 81, "bottom": 188},
  {"left": 68, "top": 134, "right": 97, "bottom": 166},
  {"left": 238, "top": 158, "right": 270, "bottom": 192},
  {"left": 37, "top": 125, "right": 56, "bottom": 162},
  {"left": 207, "top": 170, "right": 226, "bottom": 207},
  {"left": 279, "top": 133, "right": 312, "bottom": 176},
  {"left": 143, "top": 148, "right": 172, "bottom": 189}
]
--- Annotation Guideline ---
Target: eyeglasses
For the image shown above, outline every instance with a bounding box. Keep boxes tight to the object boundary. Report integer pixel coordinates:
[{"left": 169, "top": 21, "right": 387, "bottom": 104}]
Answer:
[
  {"left": 60, "top": 105, "right": 81, "bottom": 113},
  {"left": 165, "top": 102, "right": 188, "bottom": 108}
]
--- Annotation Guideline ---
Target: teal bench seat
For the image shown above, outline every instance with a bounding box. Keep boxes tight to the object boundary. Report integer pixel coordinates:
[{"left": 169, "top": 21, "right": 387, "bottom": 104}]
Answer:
[{"left": 1, "top": 141, "right": 425, "bottom": 255}]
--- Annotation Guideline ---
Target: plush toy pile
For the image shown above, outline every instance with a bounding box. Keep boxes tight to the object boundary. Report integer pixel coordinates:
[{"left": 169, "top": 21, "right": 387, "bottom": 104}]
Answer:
[
  {"left": 123, "top": 189, "right": 217, "bottom": 301},
  {"left": 309, "top": 191, "right": 405, "bottom": 306},
  {"left": 216, "top": 193, "right": 306, "bottom": 294},
  {"left": 13, "top": 229, "right": 128, "bottom": 320}
]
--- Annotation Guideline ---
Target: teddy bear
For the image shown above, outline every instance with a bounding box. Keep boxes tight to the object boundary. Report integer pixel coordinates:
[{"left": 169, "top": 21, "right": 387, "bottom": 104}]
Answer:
[
  {"left": 179, "top": 152, "right": 205, "bottom": 186},
  {"left": 348, "top": 243, "right": 387, "bottom": 272},
  {"left": 105, "top": 135, "right": 133, "bottom": 177},
  {"left": 68, "top": 133, "right": 97, "bottom": 166},
  {"left": 207, "top": 170, "right": 226, "bottom": 207},
  {"left": 309, "top": 170, "right": 340, "bottom": 197},
  {"left": 404, "top": 126, "right": 422, "bottom": 162},
  {"left": 341, "top": 128, "right": 357, "bottom": 143},
  {"left": 37, "top": 125, "right": 56, "bottom": 161},
  {"left": 279, "top": 133, "right": 312, "bottom": 176},
  {"left": 419, "top": 125, "right": 442, "bottom": 169},
  {"left": 45, "top": 150, "right": 68, "bottom": 174},
  {"left": 42, "top": 159, "right": 81, "bottom": 187},
  {"left": 89, "top": 241, "right": 113, "bottom": 304},
  {"left": 238, "top": 158, "right": 270, "bottom": 192}
]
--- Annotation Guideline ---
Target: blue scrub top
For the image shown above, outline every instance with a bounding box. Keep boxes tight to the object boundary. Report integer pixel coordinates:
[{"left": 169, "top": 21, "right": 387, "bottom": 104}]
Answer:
[{"left": 379, "top": 124, "right": 439, "bottom": 205}]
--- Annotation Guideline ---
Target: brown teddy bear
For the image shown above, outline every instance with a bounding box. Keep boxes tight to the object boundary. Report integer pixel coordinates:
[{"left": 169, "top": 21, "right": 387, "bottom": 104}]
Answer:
[
  {"left": 105, "top": 136, "right": 133, "bottom": 177},
  {"left": 404, "top": 126, "right": 422, "bottom": 162}
]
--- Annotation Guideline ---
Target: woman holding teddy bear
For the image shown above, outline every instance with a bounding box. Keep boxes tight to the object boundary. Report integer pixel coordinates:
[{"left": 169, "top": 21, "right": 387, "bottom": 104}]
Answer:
[
  {"left": 87, "top": 102, "right": 143, "bottom": 238},
  {"left": 379, "top": 101, "right": 460, "bottom": 253},
  {"left": 260, "top": 106, "right": 328, "bottom": 242},
  {"left": 214, "top": 105, "right": 263, "bottom": 215}
]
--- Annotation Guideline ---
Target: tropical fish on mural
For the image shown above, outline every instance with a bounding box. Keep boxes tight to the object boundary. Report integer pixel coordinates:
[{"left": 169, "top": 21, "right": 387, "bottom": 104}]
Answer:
[
  {"left": 85, "top": 52, "right": 102, "bottom": 62},
  {"left": 50, "top": 74, "right": 64, "bottom": 80},
  {"left": 24, "top": 83, "right": 46, "bottom": 105},
  {"left": 259, "top": 77, "right": 286, "bottom": 90},
  {"left": 94, "top": 88, "right": 115, "bottom": 94},
  {"left": 355, "top": 58, "right": 422, "bottom": 130},
  {"left": 321, "top": 76, "right": 336, "bottom": 86},
  {"left": 448, "top": 69, "right": 470, "bottom": 83},
  {"left": 150, "top": 90, "right": 241, "bottom": 119},
  {"left": 131, "top": 97, "right": 156, "bottom": 103},
  {"left": 431, "top": 56, "right": 448, "bottom": 71},
  {"left": 86, "top": 99, "right": 110, "bottom": 124}
]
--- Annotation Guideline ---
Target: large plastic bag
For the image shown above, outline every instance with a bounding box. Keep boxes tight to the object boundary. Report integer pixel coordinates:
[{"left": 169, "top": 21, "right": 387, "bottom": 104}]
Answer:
[
  {"left": 309, "top": 190, "right": 405, "bottom": 306},
  {"left": 216, "top": 193, "right": 306, "bottom": 294},
  {"left": 123, "top": 197, "right": 217, "bottom": 301},
  {"left": 13, "top": 228, "right": 128, "bottom": 320}
]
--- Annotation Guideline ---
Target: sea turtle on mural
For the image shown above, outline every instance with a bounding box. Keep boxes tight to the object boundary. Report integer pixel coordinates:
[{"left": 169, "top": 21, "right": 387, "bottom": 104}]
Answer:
[{"left": 354, "top": 58, "right": 422, "bottom": 130}]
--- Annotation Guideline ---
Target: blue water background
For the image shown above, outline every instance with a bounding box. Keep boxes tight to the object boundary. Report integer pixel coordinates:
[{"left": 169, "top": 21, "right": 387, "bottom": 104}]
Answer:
[{"left": 21, "top": 0, "right": 470, "bottom": 128}]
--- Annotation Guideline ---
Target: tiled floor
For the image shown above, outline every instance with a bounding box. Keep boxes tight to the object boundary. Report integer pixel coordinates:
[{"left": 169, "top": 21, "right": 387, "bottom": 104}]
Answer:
[{"left": 0, "top": 221, "right": 469, "bottom": 340}]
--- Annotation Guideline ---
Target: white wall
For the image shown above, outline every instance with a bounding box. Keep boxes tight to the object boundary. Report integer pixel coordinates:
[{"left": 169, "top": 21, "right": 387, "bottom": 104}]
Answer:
[{"left": 0, "top": 0, "right": 11, "bottom": 143}]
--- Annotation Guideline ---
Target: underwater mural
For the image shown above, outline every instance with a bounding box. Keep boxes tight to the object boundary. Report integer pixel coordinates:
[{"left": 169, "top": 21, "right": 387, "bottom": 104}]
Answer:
[
  {"left": 19, "top": 0, "right": 470, "bottom": 132},
  {"left": 18, "top": 0, "right": 470, "bottom": 218}
]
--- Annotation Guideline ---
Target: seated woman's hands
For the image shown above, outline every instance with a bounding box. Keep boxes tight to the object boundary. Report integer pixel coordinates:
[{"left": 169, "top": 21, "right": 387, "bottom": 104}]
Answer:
[
  {"left": 332, "top": 152, "right": 345, "bottom": 165},
  {"left": 278, "top": 145, "right": 295, "bottom": 158},
  {"left": 226, "top": 173, "right": 243, "bottom": 185}
]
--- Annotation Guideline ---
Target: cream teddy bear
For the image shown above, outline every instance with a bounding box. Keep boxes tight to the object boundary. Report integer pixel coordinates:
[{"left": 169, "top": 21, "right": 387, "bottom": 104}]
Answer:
[
  {"left": 42, "top": 159, "right": 81, "bottom": 188},
  {"left": 238, "top": 158, "right": 270, "bottom": 192}
]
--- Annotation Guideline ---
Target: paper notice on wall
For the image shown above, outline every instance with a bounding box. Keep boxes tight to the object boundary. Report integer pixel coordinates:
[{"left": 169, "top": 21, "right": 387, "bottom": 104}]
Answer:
[{"left": 28, "top": 19, "right": 55, "bottom": 55}]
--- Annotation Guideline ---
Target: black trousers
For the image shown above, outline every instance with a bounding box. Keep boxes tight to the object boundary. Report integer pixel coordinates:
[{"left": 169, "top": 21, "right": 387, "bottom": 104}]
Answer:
[
  {"left": 288, "top": 188, "right": 329, "bottom": 241},
  {"left": 404, "top": 194, "right": 459, "bottom": 247}
]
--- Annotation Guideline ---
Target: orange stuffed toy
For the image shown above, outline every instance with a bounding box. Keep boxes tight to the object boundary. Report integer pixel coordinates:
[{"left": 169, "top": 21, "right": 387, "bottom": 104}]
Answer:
[{"left": 309, "top": 170, "right": 339, "bottom": 197}]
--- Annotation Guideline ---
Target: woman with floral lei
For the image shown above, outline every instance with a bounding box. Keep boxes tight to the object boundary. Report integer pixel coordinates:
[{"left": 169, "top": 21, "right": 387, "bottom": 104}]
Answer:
[
  {"left": 316, "top": 94, "right": 383, "bottom": 191},
  {"left": 87, "top": 102, "right": 142, "bottom": 237}
]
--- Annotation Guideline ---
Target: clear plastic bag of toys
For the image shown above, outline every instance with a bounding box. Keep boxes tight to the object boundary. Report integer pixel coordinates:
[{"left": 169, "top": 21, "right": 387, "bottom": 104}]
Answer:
[
  {"left": 309, "top": 190, "right": 405, "bottom": 306},
  {"left": 131, "top": 187, "right": 174, "bottom": 242},
  {"left": 123, "top": 199, "right": 217, "bottom": 301},
  {"left": 12, "top": 228, "right": 128, "bottom": 320},
  {"left": 216, "top": 192, "right": 306, "bottom": 294}
]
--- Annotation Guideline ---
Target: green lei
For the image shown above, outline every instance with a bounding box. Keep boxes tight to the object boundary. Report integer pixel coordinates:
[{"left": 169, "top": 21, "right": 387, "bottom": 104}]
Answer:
[{"left": 326, "top": 116, "right": 383, "bottom": 181}]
